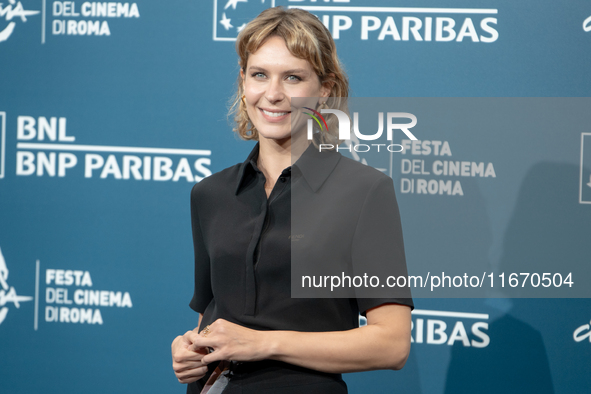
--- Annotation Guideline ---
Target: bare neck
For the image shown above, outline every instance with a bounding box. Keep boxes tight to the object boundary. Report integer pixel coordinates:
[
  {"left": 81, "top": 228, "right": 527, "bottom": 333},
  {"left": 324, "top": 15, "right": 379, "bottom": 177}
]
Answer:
[{"left": 257, "top": 137, "right": 308, "bottom": 197}]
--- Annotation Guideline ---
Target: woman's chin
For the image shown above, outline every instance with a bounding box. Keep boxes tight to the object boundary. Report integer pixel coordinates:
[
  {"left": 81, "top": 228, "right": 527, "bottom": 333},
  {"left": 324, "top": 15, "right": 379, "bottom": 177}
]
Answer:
[{"left": 258, "top": 130, "right": 293, "bottom": 143}]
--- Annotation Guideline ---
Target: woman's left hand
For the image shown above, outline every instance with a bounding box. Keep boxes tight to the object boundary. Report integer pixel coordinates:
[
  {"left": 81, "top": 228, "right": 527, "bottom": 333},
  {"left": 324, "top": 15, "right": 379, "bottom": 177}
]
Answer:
[{"left": 188, "top": 318, "right": 269, "bottom": 364}]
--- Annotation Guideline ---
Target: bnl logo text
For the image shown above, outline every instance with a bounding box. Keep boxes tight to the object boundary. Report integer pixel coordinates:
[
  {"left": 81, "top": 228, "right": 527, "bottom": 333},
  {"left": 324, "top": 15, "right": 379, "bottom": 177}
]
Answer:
[{"left": 305, "top": 109, "right": 417, "bottom": 152}]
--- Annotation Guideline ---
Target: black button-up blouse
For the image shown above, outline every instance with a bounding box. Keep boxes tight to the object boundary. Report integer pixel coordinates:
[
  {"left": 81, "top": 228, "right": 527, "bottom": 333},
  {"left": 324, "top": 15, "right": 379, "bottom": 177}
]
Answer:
[{"left": 189, "top": 143, "right": 413, "bottom": 333}]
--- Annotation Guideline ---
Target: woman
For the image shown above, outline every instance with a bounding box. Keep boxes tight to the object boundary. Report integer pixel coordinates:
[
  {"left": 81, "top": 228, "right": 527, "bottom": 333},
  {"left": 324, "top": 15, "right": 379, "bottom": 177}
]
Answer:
[{"left": 172, "top": 6, "right": 413, "bottom": 393}]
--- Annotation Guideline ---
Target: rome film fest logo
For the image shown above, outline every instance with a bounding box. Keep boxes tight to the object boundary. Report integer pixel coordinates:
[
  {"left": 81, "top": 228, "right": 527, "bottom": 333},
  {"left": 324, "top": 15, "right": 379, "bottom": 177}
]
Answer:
[
  {"left": 0, "top": 0, "right": 39, "bottom": 42},
  {"left": 214, "top": 0, "right": 275, "bottom": 41},
  {"left": 584, "top": 15, "right": 591, "bottom": 32},
  {"left": 0, "top": 247, "right": 33, "bottom": 325}
]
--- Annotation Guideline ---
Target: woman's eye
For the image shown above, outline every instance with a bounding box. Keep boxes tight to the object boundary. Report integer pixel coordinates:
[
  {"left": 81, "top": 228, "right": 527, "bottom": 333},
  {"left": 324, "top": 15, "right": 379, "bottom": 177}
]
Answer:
[
  {"left": 252, "top": 72, "right": 265, "bottom": 78},
  {"left": 286, "top": 75, "right": 302, "bottom": 82}
]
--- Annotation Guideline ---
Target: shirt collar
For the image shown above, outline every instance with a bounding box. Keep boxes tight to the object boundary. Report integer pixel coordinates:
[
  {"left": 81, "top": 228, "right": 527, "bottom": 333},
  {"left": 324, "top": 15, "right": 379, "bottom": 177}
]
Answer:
[
  {"left": 235, "top": 142, "right": 341, "bottom": 195},
  {"left": 292, "top": 143, "right": 341, "bottom": 193},
  {"left": 235, "top": 143, "right": 262, "bottom": 195}
]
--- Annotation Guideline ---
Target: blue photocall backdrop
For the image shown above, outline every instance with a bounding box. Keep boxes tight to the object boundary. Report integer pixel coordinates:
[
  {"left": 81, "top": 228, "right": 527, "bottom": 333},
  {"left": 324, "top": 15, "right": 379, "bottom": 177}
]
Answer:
[{"left": 1, "top": 1, "right": 590, "bottom": 393}]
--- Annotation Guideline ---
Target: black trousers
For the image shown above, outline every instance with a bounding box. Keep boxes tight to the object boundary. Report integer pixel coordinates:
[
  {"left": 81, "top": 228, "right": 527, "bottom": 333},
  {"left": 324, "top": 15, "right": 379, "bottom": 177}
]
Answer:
[{"left": 186, "top": 360, "right": 348, "bottom": 394}]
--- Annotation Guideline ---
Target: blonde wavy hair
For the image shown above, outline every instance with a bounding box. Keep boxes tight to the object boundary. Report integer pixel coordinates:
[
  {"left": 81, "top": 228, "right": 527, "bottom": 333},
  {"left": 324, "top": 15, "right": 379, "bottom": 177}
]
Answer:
[{"left": 229, "top": 6, "right": 349, "bottom": 143}]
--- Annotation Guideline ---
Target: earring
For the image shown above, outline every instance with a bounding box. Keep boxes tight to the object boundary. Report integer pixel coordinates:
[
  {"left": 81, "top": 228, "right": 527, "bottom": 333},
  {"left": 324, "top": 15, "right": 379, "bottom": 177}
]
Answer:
[
  {"left": 318, "top": 101, "right": 328, "bottom": 110},
  {"left": 241, "top": 95, "right": 246, "bottom": 105}
]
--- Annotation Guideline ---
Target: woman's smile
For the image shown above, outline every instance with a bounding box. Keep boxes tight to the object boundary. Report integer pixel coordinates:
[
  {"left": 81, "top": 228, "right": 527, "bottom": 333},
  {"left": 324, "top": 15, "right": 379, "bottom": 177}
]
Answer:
[{"left": 259, "top": 107, "right": 291, "bottom": 122}]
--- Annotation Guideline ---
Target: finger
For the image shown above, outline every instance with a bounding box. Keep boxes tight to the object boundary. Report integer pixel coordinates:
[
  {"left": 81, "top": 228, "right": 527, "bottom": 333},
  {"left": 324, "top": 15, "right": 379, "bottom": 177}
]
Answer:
[
  {"left": 193, "top": 346, "right": 210, "bottom": 355},
  {"left": 189, "top": 335, "right": 215, "bottom": 351},
  {"left": 201, "top": 349, "right": 225, "bottom": 365},
  {"left": 183, "top": 330, "right": 198, "bottom": 344},
  {"left": 186, "top": 330, "right": 203, "bottom": 344},
  {"left": 178, "top": 366, "right": 208, "bottom": 378},
  {"left": 176, "top": 350, "right": 206, "bottom": 363},
  {"left": 171, "top": 335, "right": 183, "bottom": 350},
  {"left": 172, "top": 348, "right": 207, "bottom": 368},
  {"left": 176, "top": 366, "right": 208, "bottom": 384},
  {"left": 172, "top": 338, "right": 192, "bottom": 361},
  {"left": 172, "top": 357, "right": 207, "bottom": 373}
]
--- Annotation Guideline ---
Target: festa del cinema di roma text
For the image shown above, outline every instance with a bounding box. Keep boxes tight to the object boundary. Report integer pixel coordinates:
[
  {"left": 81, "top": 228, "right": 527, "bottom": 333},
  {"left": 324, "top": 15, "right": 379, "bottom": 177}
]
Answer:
[{"left": 45, "top": 269, "right": 132, "bottom": 325}]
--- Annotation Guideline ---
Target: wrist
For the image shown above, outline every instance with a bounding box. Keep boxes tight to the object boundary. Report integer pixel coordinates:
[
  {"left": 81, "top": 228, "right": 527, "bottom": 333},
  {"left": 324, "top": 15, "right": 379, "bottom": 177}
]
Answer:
[{"left": 260, "top": 330, "right": 282, "bottom": 360}]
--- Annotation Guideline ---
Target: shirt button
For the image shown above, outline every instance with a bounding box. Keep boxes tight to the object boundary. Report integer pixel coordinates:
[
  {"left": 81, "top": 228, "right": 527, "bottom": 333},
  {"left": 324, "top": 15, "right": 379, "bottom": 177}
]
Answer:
[{"left": 279, "top": 177, "right": 286, "bottom": 182}]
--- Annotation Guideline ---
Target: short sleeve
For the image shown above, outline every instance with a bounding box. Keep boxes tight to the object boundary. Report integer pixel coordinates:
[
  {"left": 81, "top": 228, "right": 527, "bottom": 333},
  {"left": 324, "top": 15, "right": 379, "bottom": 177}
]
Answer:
[
  {"left": 188, "top": 184, "right": 213, "bottom": 313},
  {"left": 351, "top": 176, "right": 414, "bottom": 315}
]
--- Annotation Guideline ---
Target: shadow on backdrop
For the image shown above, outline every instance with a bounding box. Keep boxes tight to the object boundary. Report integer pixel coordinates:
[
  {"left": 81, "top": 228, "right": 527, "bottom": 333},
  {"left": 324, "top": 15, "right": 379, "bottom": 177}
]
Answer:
[
  {"left": 395, "top": 175, "right": 492, "bottom": 393},
  {"left": 444, "top": 161, "right": 591, "bottom": 393}
]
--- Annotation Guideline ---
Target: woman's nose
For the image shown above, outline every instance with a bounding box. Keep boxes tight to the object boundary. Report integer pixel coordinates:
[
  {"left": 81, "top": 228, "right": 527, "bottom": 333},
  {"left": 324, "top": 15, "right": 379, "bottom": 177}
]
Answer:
[{"left": 265, "top": 77, "right": 286, "bottom": 103}]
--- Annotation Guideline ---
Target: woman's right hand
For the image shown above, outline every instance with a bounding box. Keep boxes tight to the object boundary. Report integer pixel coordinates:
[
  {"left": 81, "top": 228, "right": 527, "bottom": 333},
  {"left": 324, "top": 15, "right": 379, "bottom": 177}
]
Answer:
[{"left": 172, "top": 330, "right": 209, "bottom": 384}]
